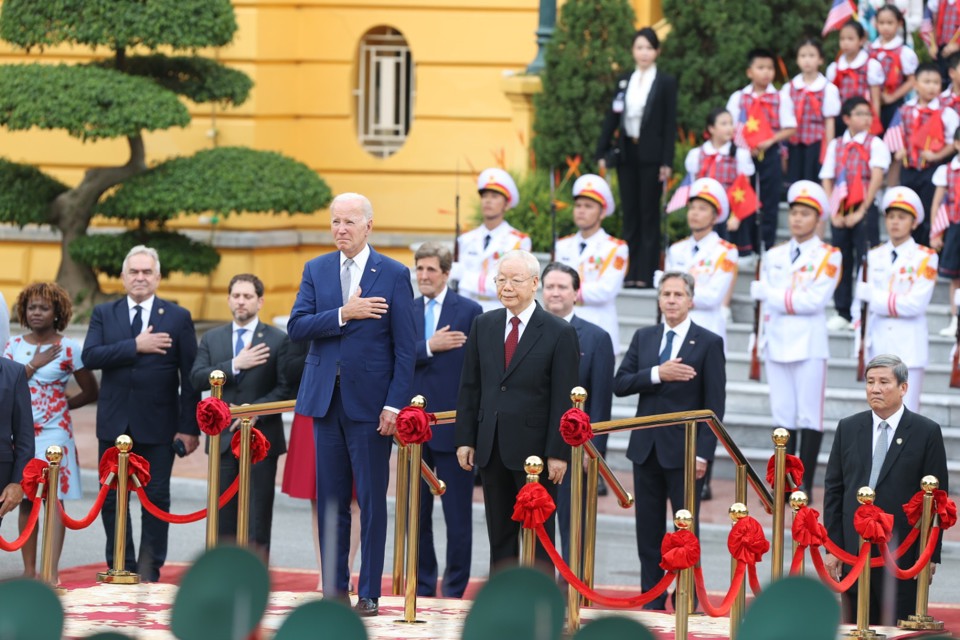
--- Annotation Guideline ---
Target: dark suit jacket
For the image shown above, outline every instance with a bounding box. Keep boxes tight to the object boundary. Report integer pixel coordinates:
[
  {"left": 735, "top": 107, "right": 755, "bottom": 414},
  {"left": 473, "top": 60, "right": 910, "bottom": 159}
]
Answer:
[
  {"left": 190, "top": 321, "right": 292, "bottom": 457},
  {"left": 455, "top": 303, "right": 580, "bottom": 470},
  {"left": 570, "top": 315, "right": 614, "bottom": 423},
  {"left": 0, "top": 358, "right": 34, "bottom": 483},
  {"left": 824, "top": 407, "right": 949, "bottom": 564},
  {"left": 595, "top": 70, "right": 678, "bottom": 167},
  {"left": 82, "top": 297, "right": 200, "bottom": 444},
  {"left": 614, "top": 322, "right": 724, "bottom": 466},
  {"left": 287, "top": 246, "right": 416, "bottom": 421},
  {"left": 413, "top": 289, "right": 483, "bottom": 451}
]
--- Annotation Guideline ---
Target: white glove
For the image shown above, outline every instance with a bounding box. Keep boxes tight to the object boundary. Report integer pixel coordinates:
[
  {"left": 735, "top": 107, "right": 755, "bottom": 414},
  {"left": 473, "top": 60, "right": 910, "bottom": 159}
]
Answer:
[
  {"left": 749, "top": 280, "right": 767, "bottom": 302},
  {"left": 652, "top": 270, "right": 664, "bottom": 289},
  {"left": 854, "top": 280, "right": 872, "bottom": 303}
]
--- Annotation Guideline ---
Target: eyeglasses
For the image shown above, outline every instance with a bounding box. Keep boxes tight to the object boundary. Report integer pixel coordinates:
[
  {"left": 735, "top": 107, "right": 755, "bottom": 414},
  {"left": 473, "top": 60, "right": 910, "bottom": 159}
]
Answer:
[
  {"left": 849, "top": 110, "right": 873, "bottom": 117},
  {"left": 493, "top": 275, "right": 535, "bottom": 288}
]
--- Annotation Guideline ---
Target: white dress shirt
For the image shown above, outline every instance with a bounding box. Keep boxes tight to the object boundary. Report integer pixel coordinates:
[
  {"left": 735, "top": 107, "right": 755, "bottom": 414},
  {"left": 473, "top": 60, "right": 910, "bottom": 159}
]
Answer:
[
  {"left": 127, "top": 295, "right": 155, "bottom": 335},
  {"left": 504, "top": 301, "right": 537, "bottom": 343},
  {"left": 231, "top": 316, "right": 259, "bottom": 375},
  {"left": 337, "top": 243, "right": 371, "bottom": 326},
  {"left": 872, "top": 403, "right": 905, "bottom": 455},
  {"left": 624, "top": 65, "right": 657, "bottom": 138},
  {"left": 651, "top": 315, "right": 692, "bottom": 385}
]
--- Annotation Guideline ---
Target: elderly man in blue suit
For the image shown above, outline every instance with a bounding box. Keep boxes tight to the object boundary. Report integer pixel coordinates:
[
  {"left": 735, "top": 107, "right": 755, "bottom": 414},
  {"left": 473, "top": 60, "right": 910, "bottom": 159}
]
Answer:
[
  {"left": 82, "top": 245, "right": 200, "bottom": 582},
  {"left": 288, "top": 192, "right": 416, "bottom": 617},
  {"left": 0, "top": 357, "right": 34, "bottom": 521},
  {"left": 541, "top": 262, "right": 615, "bottom": 562},
  {"left": 411, "top": 242, "right": 483, "bottom": 598}
]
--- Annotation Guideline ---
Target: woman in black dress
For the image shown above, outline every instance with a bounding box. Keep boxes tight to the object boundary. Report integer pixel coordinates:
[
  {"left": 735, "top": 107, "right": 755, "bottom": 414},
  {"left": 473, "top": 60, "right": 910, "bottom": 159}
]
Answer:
[{"left": 596, "top": 27, "right": 678, "bottom": 288}]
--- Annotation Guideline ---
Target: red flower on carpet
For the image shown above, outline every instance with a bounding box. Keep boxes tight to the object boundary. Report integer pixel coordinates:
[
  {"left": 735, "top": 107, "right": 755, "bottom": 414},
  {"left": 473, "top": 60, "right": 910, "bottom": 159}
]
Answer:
[
  {"left": 660, "top": 529, "right": 700, "bottom": 571},
  {"left": 196, "top": 397, "right": 232, "bottom": 436},
  {"left": 792, "top": 507, "right": 826, "bottom": 547},
  {"left": 854, "top": 503, "right": 894, "bottom": 543},
  {"left": 511, "top": 482, "right": 556, "bottom": 529},
  {"left": 559, "top": 408, "right": 593, "bottom": 446},
  {"left": 20, "top": 458, "right": 49, "bottom": 499},
  {"left": 728, "top": 516, "right": 770, "bottom": 564},
  {"left": 395, "top": 406, "right": 435, "bottom": 445},
  {"left": 231, "top": 427, "right": 270, "bottom": 464},
  {"left": 765, "top": 454, "right": 804, "bottom": 491}
]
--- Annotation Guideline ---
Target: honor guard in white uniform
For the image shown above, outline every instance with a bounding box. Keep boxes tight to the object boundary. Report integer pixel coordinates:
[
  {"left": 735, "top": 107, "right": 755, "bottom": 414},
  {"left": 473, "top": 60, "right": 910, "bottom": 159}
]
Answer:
[
  {"left": 664, "top": 178, "right": 738, "bottom": 346},
  {"left": 554, "top": 174, "right": 628, "bottom": 349},
  {"left": 855, "top": 187, "right": 937, "bottom": 412},
  {"left": 750, "top": 180, "right": 841, "bottom": 501},
  {"left": 453, "top": 168, "right": 531, "bottom": 312}
]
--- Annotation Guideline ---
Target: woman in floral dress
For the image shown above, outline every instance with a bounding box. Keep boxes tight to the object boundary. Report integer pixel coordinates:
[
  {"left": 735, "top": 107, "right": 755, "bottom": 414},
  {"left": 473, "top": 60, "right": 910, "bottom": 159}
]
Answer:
[{"left": 4, "top": 282, "right": 98, "bottom": 582}]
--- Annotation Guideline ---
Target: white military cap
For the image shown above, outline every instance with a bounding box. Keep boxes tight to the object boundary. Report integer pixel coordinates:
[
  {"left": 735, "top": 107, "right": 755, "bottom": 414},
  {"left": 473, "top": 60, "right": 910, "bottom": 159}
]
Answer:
[
  {"left": 688, "top": 177, "right": 730, "bottom": 224},
  {"left": 477, "top": 168, "right": 520, "bottom": 210},
  {"left": 787, "top": 180, "right": 830, "bottom": 220},
  {"left": 881, "top": 186, "right": 925, "bottom": 225}
]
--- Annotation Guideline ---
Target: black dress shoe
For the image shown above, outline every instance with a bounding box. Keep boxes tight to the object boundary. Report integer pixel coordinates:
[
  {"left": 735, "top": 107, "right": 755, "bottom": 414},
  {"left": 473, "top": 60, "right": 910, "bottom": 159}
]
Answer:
[
  {"left": 597, "top": 476, "right": 609, "bottom": 497},
  {"left": 701, "top": 484, "right": 712, "bottom": 501},
  {"left": 355, "top": 597, "right": 379, "bottom": 617}
]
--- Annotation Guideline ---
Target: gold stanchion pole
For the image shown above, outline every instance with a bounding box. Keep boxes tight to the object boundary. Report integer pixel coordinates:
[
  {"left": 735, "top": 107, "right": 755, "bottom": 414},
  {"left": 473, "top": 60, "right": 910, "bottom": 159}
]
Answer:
[
  {"left": 683, "top": 420, "right": 697, "bottom": 614},
  {"left": 236, "top": 416, "right": 253, "bottom": 547},
  {"left": 845, "top": 487, "right": 885, "bottom": 640},
  {"left": 97, "top": 435, "right": 140, "bottom": 584},
  {"left": 790, "top": 490, "right": 809, "bottom": 575},
  {"left": 771, "top": 428, "right": 789, "bottom": 581},
  {"left": 582, "top": 452, "right": 599, "bottom": 607},
  {"left": 39, "top": 446, "right": 65, "bottom": 593},
  {"left": 520, "top": 456, "right": 544, "bottom": 567},
  {"left": 898, "top": 475, "right": 944, "bottom": 630},
  {"left": 398, "top": 396, "right": 428, "bottom": 625},
  {"left": 674, "top": 509, "right": 694, "bottom": 640},
  {"left": 392, "top": 442, "right": 410, "bottom": 595},
  {"left": 566, "top": 387, "right": 587, "bottom": 632},
  {"left": 206, "top": 370, "right": 226, "bottom": 550},
  {"left": 728, "top": 502, "right": 749, "bottom": 640},
  {"left": 730, "top": 464, "right": 747, "bottom": 639}
]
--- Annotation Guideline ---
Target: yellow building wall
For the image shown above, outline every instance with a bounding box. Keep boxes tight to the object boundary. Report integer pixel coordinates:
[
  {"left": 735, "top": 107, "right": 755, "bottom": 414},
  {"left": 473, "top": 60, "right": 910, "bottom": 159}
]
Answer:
[{"left": 0, "top": 0, "right": 661, "bottom": 321}]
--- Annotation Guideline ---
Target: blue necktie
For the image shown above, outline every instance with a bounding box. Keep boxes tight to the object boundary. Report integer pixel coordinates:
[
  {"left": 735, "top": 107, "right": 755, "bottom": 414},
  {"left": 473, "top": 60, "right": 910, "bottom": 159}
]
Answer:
[
  {"left": 131, "top": 305, "right": 143, "bottom": 338},
  {"left": 235, "top": 328, "right": 247, "bottom": 356},
  {"left": 659, "top": 330, "right": 676, "bottom": 365},
  {"left": 424, "top": 299, "right": 437, "bottom": 341}
]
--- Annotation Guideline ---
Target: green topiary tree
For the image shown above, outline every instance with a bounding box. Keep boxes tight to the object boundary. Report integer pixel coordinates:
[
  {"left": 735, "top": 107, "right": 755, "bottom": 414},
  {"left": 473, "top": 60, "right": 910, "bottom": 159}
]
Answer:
[
  {"left": 0, "top": 0, "right": 332, "bottom": 306},
  {"left": 532, "top": 0, "right": 636, "bottom": 173},
  {"left": 659, "top": 0, "right": 833, "bottom": 134}
]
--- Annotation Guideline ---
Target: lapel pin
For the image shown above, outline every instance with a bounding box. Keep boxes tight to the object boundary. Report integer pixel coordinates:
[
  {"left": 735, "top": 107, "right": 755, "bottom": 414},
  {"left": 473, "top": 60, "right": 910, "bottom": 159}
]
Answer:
[
  {"left": 689, "top": 340, "right": 695, "bottom": 345},
  {"left": 158, "top": 308, "right": 165, "bottom": 315},
  {"left": 371, "top": 268, "right": 377, "bottom": 272},
  {"left": 896, "top": 438, "right": 902, "bottom": 445},
  {"left": 257, "top": 332, "right": 264, "bottom": 338}
]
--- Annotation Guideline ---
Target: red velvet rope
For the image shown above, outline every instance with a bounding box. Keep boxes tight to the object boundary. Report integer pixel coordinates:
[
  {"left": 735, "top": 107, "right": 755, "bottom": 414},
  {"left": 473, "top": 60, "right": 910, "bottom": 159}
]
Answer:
[
  {"left": 765, "top": 454, "right": 804, "bottom": 492},
  {"left": 395, "top": 406, "right": 435, "bottom": 445},
  {"left": 0, "top": 496, "right": 43, "bottom": 552},
  {"left": 810, "top": 544, "right": 870, "bottom": 593},
  {"left": 748, "top": 564, "right": 762, "bottom": 596},
  {"left": 58, "top": 484, "right": 111, "bottom": 530},
  {"left": 790, "top": 547, "right": 806, "bottom": 575},
  {"left": 694, "top": 563, "right": 746, "bottom": 617},
  {"left": 197, "top": 397, "right": 232, "bottom": 436},
  {"left": 559, "top": 408, "right": 593, "bottom": 447},
  {"left": 534, "top": 525, "right": 677, "bottom": 608},
  {"left": 879, "top": 526, "right": 941, "bottom": 580},
  {"left": 134, "top": 476, "right": 240, "bottom": 524}
]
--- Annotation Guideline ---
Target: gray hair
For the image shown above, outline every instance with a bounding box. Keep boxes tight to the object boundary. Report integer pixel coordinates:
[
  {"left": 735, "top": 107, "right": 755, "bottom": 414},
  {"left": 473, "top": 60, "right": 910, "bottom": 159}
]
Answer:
[
  {"left": 122, "top": 245, "right": 161, "bottom": 276},
  {"left": 864, "top": 354, "right": 909, "bottom": 385},
  {"left": 497, "top": 250, "right": 540, "bottom": 278},
  {"left": 414, "top": 242, "right": 453, "bottom": 274},
  {"left": 658, "top": 271, "right": 695, "bottom": 298},
  {"left": 330, "top": 192, "right": 374, "bottom": 221}
]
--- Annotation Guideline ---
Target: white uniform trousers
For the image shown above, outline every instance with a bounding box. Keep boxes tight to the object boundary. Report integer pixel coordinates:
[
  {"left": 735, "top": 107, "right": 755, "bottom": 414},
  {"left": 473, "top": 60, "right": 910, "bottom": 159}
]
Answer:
[{"left": 766, "top": 358, "right": 827, "bottom": 432}]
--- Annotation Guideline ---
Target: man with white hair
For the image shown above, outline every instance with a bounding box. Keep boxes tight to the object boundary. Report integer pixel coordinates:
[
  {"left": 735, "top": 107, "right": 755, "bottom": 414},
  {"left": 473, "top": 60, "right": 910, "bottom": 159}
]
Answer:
[
  {"left": 288, "top": 192, "right": 416, "bottom": 616},
  {"left": 82, "top": 245, "right": 201, "bottom": 582},
  {"left": 455, "top": 249, "right": 579, "bottom": 570}
]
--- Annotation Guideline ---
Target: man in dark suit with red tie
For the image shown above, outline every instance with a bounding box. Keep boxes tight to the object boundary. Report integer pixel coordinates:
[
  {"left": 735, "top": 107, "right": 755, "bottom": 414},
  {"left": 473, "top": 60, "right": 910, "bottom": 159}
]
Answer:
[
  {"left": 288, "top": 193, "right": 416, "bottom": 616},
  {"left": 824, "top": 354, "right": 948, "bottom": 625},
  {"left": 411, "top": 242, "right": 483, "bottom": 598},
  {"left": 614, "top": 271, "right": 725, "bottom": 609},
  {"left": 455, "top": 250, "right": 580, "bottom": 570}
]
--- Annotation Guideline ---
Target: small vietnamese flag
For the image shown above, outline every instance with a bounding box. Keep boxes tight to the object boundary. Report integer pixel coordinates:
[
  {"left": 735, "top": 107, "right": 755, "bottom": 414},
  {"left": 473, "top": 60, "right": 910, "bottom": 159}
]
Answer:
[
  {"left": 727, "top": 173, "right": 759, "bottom": 221},
  {"left": 908, "top": 111, "right": 945, "bottom": 167},
  {"left": 742, "top": 99, "right": 774, "bottom": 150}
]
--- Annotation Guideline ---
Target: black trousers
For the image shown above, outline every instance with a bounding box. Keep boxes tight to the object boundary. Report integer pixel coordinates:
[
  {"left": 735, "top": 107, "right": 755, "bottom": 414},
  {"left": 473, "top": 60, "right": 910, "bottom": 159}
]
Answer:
[
  {"left": 901, "top": 166, "right": 936, "bottom": 247},
  {"left": 787, "top": 142, "right": 822, "bottom": 185},
  {"left": 841, "top": 563, "right": 919, "bottom": 626},
  {"left": 784, "top": 428, "right": 824, "bottom": 503},
  {"left": 735, "top": 150, "right": 781, "bottom": 255},
  {"left": 617, "top": 143, "right": 664, "bottom": 285},
  {"left": 831, "top": 205, "right": 877, "bottom": 321},
  {"left": 479, "top": 431, "right": 557, "bottom": 574},
  {"left": 98, "top": 437, "right": 175, "bottom": 582},
  {"left": 216, "top": 449, "right": 279, "bottom": 560}
]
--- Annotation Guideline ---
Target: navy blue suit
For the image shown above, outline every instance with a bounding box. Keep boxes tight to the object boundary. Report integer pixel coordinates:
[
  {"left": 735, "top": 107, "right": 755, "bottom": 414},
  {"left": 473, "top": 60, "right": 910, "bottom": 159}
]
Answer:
[
  {"left": 614, "top": 321, "right": 725, "bottom": 609},
  {"left": 288, "top": 245, "right": 415, "bottom": 600},
  {"left": 557, "top": 314, "right": 615, "bottom": 561},
  {"left": 82, "top": 296, "right": 199, "bottom": 581},
  {"left": 0, "top": 358, "right": 34, "bottom": 517},
  {"left": 412, "top": 288, "right": 482, "bottom": 597}
]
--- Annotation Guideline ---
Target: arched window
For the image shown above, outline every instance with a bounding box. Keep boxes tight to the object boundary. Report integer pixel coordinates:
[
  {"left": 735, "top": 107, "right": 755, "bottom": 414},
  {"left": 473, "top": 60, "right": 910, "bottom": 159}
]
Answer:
[{"left": 355, "top": 26, "right": 415, "bottom": 158}]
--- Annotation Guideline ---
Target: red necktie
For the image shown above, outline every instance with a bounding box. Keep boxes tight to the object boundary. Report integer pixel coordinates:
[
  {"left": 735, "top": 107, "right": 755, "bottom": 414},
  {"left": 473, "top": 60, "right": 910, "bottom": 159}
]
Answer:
[
  {"left": 700, "top": 153, "right": 717, "bottom": 179},
  {"left": 504, "top": 316, "right": 520, "bottom": 369}
]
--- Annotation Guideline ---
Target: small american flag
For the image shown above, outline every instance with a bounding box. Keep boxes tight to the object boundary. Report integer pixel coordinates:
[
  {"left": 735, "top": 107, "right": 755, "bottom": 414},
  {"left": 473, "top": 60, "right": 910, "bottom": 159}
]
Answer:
[
  {"left": 828, "top": 168, "right": 849, "bottom": 217},
  {"left": 666, "top": 173, "right": 692, "bottom": 213},
  {"left": 932, "top": 203, "right": 952, "bottom": 239},
  {"left": 920, "top": 3, "right": 935, "bottom": 47},
  {"left": 883, "top": 109, "right": 905, "bottom": 153},
  {"left": 823, "top": 0, "right": 857, "bottom": 37}
]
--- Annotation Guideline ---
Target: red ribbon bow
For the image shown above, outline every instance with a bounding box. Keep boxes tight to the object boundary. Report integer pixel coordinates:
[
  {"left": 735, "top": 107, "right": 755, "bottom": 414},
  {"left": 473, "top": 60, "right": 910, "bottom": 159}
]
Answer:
[
  {"left": 20, "top": 459, "right": 49, "bottom": 499},
  {"left": 511, "top": 483, "right": 556, "bottom": 529},
  {"left": 230, "top": 427, "right": 270, "bottom": 464},
  {"left": 792, "top": 506, "right": 826, "bottom": 547},
  {"left": 395, "top": 406, "right": 435, "bottom": 445},
  {"left": 903, "top": 489, "right": 958, "bottom": 530},
  {"left": 728, "top": 516, "right": 770, "bottom": 564},
  {"left": 559, "top": 408, "right": 593, "bottom": 447},
  {"left": 98, "top": 448, "right": 152, "bottom": 489},
  {"left": 765, "top": 454, "right": 804, "bottom": 491},
  {"left": 853, "top": 503, "right": 895, "bottom": 543},
  {"left": 196, "top": 397, "right": 232, "bottom": 436},
  {"left": 660, "top": 529, "right": 701, "bottom": 572}
]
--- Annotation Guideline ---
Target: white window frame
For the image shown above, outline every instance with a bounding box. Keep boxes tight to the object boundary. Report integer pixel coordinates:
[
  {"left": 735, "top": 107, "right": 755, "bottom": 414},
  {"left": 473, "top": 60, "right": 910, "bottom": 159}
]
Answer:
[{"left": 355, "top": 27, "right": 415, "bottom": 158}]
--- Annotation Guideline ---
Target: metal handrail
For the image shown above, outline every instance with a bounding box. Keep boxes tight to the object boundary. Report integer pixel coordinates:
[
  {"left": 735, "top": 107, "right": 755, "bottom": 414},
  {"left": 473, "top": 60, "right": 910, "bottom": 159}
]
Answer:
[{"left": 591, "top": 410, "right": 774, "bottom": 514}]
